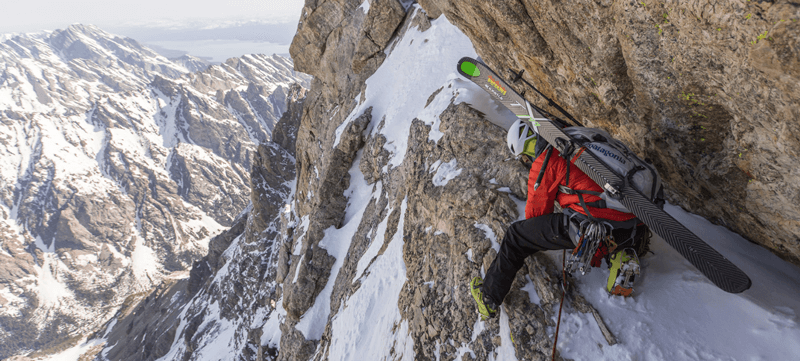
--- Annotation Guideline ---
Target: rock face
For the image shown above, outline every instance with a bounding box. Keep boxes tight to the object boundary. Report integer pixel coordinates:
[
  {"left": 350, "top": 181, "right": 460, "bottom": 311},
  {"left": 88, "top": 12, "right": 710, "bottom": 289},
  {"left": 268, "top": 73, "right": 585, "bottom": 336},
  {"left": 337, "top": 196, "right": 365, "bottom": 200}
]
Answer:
[
  {"left": 0, "top": 24, "right": 309, "bottom": 358},
  {"left": 94, "top": 83, "right": 308, "bottom": 361},
  {"left": 280, "top": 4, "right": 567, "bottom": 359},
  {"left": 417, "top": 0, "right": 800, "bottom": 265},
  {"left": 95, "top": 3, "right": 572, "bottom": 360}
]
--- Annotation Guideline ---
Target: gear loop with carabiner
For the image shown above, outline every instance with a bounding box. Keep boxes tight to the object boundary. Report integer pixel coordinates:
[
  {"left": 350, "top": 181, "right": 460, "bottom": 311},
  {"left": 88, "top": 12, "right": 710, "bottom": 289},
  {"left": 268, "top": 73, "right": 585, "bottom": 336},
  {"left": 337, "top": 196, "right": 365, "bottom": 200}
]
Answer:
[{"left": 565, "top": 219, "right": 614, "bottom": 275}]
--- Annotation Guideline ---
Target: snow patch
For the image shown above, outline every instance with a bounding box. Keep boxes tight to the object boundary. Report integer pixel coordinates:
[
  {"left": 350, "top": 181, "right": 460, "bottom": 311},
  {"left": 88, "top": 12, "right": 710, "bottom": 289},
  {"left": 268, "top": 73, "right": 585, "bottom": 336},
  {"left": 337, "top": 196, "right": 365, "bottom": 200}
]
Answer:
[
  {"left": 431, "top": 159, "right": 462, "bottom": 186},
  {"left": 331, "top": 10, "right": 478, "bottom": 169},
  {"left": 34, "top": 254, "right": 73, "bottom": 308},
  {"left": 130, "top": 226, "right": 161, "bottom": 283},
  {"left": 39, "top": 338, "right": 106, "bottom": 361},
  {"left": 509, "top": 193, "right": 527, "bottom": 221},
  {"left": 0, "top": 283, "right": 26, "bottom": 317},
  {"left": 185, "top": 301, "right": 238, "bottom": 361},
  {"left": 75, "top": 253, "right": 99, "bottom": 267},
  {"left": 520, "top": 275, "right": 541, "bottom": 305},
  {"left": 470, "top": 314, "right": 485, "bottom": 342},
  {"left": 333, "top": 93, "right": 362, "bottom": 148},
  {"left": 261, "top": 296, "right": 287, "bottom": 350},
  {"left": 358, "top": 0, "right": 370, "bottom": 13},
  {"left": 356, "top": 183, "right": 388, "bottom": 278},
  {"left": 494, "top": 307, "right": 519, "bottom": 361},
  {"left": 34, "top": 235, "right": 54, "bottom": 253},
  {"left": 293, "top": 215, "right": 310, "bottom": 256},
  {"left": 295, "top": 150, "right": 374, "bottom": 340},
  {"left": 428, "top": 159, "right": 442, "bottom": 173},
  {"left": 103, "top": 318, "right": 118, "bottom": 338},
  {"left": 211, "top": 234, "right": 241, "bottom": 284},
  {"left": 292, "top": 254, "right": 305, "bottom": 284},
  {"left": 474, "top": 223, "right": 499, "bottom": 252},
  {"left": 326, "top": 198, "right": 413, "bottom": 360}
]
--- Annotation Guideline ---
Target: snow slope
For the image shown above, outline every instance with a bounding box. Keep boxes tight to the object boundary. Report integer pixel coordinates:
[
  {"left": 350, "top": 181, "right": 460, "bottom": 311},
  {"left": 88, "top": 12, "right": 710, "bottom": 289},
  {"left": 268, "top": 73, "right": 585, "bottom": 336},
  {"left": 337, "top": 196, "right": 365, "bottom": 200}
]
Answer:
[{"left": 552, "top": 203, "right": 800, "bottom": 361}]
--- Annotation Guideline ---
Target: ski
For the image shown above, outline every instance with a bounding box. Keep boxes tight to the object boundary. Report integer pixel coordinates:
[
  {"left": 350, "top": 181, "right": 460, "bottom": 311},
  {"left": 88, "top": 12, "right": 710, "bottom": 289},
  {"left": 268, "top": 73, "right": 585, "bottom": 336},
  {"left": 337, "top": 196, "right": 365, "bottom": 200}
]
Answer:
[{"left": 457, "top": 57, "right": 751, "bottom": 294}]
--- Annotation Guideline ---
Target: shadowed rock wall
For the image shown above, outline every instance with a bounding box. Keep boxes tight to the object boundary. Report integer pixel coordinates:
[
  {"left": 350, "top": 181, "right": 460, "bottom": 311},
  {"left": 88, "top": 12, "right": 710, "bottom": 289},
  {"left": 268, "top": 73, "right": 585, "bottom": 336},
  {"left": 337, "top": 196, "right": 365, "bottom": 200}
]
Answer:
[{"left": 418, "top": 0, "right": 800, "bottom": 265}]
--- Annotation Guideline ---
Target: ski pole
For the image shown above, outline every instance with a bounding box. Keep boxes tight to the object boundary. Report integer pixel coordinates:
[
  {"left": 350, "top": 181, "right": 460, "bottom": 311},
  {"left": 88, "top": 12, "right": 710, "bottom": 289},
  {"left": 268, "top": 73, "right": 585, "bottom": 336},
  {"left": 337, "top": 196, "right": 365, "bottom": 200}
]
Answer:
[{"left": 509, "top": 69, "right": 583, "bottom": 128}]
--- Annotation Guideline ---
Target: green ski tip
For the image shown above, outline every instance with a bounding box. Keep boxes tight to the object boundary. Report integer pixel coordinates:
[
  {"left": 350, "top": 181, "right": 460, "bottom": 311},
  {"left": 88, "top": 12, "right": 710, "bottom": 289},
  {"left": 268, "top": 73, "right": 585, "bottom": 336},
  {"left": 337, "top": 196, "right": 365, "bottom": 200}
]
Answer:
[{"left": 460, "top": 61, "right": 480, "bottom": 77}]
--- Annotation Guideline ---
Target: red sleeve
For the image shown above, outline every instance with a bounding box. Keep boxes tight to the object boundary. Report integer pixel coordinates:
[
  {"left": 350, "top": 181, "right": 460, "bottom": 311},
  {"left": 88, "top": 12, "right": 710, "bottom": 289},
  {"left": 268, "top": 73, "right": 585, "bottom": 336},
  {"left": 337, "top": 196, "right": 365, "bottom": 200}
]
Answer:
[{"left": 525, "top": 150, "right": 565, "bottom": 219}]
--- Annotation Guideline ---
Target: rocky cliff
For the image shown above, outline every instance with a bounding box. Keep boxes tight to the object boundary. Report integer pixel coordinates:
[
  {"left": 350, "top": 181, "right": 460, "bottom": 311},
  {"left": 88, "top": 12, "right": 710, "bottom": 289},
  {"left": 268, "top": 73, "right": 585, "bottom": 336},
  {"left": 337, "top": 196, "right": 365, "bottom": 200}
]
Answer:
[
  {"left": 85, "top": 3, "right": 600, "bottom": 360},
  {"left": 88, "top": 83, "right": 308, "bottom": 361},
  {"left": 417, "top": 0, "right": 800, "bottom": 265},
  {"left": 74, "top": 1, "right": 800, "bottom": 360},
  {"left": 0, "top": 25, "right": 309, "bottom": 358}
]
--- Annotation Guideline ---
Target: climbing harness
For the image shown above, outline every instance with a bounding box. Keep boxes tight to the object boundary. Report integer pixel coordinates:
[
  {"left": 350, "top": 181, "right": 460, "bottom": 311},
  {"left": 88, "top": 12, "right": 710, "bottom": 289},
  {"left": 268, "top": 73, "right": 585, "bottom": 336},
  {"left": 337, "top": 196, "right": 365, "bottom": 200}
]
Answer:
[{"left": 566, "top": 219, "right": 614, "bottom": 275}]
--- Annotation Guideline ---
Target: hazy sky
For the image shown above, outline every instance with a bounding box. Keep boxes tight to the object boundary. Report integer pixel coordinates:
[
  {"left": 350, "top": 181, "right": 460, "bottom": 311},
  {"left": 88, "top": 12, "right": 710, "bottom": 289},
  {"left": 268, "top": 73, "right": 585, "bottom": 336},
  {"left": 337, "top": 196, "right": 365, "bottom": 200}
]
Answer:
[{"left": 0, "top": 0, "right": 306, "bottom": 33}]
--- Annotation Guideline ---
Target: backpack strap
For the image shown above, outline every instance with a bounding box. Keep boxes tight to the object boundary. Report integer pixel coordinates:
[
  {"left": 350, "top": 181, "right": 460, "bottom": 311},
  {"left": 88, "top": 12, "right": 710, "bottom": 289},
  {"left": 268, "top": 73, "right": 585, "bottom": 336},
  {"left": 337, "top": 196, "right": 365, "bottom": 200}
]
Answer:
[
  {"left": 533, "top": 145, "right": 554, "bottom": 191},
  {"left": 560, "top": 186, "right": 602, "bottom": 221},
  {"left": 563, "top": 207, "right": 641, "bottom": 231},
  {"left": 554, "top": 144, "right": 597, "bottom": 219},
  {"left": 563, "top": 145, "right": 587, "bottom": 188},
  {"left": 558, "top": 185, "right": 607, "bottom": 209}
]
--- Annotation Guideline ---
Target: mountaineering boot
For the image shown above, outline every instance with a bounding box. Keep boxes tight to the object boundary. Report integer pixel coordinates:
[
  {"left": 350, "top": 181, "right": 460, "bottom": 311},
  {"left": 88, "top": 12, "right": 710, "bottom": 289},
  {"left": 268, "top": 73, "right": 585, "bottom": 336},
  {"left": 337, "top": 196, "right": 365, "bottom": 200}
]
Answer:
[
  {"left": 470, "top": 277, "right": 497, "bottom": 320},
  {"left": 607, "top": 249, "right": 640, "bottom": 297}
]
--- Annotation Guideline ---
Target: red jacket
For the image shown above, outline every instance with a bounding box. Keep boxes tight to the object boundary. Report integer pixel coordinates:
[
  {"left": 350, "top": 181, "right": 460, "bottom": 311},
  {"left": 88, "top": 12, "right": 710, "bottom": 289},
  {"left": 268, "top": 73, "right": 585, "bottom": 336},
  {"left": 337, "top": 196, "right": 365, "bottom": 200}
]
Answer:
[{"left": 526, "top": 149, "right": 636, "bottom": 222}]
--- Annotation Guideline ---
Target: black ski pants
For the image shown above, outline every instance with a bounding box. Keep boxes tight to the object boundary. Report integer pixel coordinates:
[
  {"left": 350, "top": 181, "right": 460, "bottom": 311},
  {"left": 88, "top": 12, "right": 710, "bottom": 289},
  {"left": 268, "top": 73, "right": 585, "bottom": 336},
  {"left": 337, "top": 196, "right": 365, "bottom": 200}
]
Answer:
[{"left": 483, "top": 213, "right": 574, "bottom": 306}]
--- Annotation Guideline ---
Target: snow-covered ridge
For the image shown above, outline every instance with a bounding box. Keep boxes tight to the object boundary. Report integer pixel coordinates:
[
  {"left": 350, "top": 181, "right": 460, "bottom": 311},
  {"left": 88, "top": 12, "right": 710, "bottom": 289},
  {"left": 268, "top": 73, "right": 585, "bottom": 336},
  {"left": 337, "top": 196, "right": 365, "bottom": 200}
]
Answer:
[
  {"left": 0, "top": 24, "right": 309, "bottom": 358},
  {"left": 0, "top": 24, "right": 187, "bottom": 114}
]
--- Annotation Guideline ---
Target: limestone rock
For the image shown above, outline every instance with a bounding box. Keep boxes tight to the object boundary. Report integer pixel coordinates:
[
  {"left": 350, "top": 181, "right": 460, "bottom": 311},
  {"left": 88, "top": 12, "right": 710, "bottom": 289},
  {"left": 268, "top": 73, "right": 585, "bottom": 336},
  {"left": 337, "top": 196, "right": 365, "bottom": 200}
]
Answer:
[
  {"left": 422, "top": 0, "right": 800, "bottom": 265},
  {"left": 417, "top": 0, "right": 443, "bottom": 19},
  {"left": 92, "top": 69, "right": 310, "bottom": 361},
  {"left": 352, "top": 0, "right": 407, "bottom": 73}
]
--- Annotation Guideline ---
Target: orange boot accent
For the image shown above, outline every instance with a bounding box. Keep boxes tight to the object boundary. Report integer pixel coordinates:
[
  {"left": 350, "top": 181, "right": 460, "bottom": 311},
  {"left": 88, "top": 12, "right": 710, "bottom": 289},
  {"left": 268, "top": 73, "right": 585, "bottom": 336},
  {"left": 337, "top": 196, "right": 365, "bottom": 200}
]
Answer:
[{"left": 611, "top": 284, "right": 634, "bottom": 297}]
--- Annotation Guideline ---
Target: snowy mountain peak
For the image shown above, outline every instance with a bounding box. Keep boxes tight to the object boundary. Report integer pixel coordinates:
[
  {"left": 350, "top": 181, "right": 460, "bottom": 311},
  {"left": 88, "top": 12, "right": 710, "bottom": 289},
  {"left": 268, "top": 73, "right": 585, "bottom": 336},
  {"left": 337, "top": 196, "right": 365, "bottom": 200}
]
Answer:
[
  {"left": 0, "top": 24, "right": 190, "bottom": 114},
  {"left": 0, "top": 24, "right": 309, "bottom": 358},
  {"left": 48, "top": 24, "right": 159, "bottom": 62},
  {"left": 169, "top": 54, "right": 212, "bottom": 73}
]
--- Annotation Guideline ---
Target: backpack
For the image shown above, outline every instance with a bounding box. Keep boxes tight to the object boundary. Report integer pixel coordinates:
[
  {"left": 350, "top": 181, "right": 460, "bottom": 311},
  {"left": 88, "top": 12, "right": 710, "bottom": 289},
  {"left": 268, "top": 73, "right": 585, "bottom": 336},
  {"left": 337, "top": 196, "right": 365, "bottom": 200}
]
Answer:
[
  {"left": 560, "top": 127, "right": 665, "bottom": 214},
  {"left": 532, "top": 127, "right": 664, "bottom": 254}
]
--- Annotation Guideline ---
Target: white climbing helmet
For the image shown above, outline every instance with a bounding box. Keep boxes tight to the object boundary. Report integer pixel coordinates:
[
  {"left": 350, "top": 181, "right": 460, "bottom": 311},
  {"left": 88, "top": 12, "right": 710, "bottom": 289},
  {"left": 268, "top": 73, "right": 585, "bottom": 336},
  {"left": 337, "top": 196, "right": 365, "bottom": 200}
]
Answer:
[{"left": 506, "top": 119, "right": 538, "bottom": 156}]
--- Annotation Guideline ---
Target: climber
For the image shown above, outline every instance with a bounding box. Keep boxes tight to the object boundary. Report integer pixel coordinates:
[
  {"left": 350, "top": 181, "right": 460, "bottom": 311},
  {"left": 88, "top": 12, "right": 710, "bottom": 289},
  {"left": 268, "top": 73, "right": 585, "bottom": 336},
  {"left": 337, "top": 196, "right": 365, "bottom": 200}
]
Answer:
[{"left": 470, "top": 119, "right": 652, "bottom": 319}]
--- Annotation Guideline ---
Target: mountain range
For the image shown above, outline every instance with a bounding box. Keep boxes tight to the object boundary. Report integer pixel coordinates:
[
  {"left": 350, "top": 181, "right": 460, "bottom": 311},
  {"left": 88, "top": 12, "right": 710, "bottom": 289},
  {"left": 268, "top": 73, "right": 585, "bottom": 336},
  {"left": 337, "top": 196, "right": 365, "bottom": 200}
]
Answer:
[
  {"left": 0, "top": 24, "right": 309, "bottom": 357},
  {"left": 4, "top": 0, "right": 800, "bottom": 360}
]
